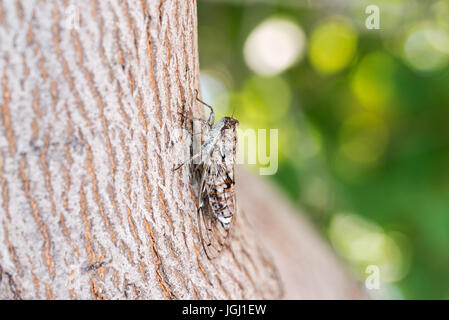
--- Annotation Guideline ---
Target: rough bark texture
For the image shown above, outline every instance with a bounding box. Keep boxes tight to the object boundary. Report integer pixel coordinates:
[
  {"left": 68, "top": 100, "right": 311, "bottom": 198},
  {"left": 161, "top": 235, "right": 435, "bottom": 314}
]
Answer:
[{"left": 0, "top": 0, "right": 366, "bottom": 300}]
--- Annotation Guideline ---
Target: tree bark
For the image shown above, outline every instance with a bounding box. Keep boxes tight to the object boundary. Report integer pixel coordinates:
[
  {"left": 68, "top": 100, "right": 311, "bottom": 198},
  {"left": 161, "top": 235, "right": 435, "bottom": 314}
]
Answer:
[{"left": 0, "top": 0, "right": 366, "bottom": 300}]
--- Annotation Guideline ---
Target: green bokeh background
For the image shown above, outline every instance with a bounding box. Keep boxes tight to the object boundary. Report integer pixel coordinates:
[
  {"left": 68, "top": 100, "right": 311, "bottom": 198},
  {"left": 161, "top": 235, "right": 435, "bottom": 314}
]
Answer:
[{"left": 197, "top": 0, "right": 449, "bottom": 299}]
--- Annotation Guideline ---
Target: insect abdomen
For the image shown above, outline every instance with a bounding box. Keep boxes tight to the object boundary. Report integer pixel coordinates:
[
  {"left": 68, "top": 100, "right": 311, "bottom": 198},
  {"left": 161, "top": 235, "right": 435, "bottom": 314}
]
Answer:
[{"left": 208, "top": 180, "right": 235, "bottom": 228}]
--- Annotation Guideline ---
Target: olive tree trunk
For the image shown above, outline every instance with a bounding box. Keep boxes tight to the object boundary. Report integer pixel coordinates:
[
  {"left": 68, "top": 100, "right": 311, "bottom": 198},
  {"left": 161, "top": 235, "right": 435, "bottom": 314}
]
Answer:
[{"left": 0, "top": 0, "right": 366, "bottom": 299}]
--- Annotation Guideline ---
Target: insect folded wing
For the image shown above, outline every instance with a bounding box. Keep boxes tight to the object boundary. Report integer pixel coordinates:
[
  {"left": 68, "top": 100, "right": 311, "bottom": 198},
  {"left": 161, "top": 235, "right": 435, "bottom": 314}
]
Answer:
[
  {"left": 196, "top": 117, "right": 239, "bottom": 259},
  {"left": 178, "top": 93, "right": 239, "bottom": 259}
]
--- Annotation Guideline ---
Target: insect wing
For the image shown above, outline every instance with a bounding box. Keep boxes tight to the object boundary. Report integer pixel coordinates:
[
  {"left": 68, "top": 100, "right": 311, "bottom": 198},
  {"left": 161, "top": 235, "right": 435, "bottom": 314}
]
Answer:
[
  {"left": 196, "top": 132, "right": 237, "bottom": 259},
  {"left": 197, "top": 165, "right": 232, "bottom": 259}
]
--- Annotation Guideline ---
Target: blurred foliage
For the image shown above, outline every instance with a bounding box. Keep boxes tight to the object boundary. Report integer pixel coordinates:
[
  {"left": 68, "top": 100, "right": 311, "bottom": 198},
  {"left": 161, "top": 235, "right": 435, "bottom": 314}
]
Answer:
[{"left": 197, "top": 0, "right": 449, "bottom": 299}]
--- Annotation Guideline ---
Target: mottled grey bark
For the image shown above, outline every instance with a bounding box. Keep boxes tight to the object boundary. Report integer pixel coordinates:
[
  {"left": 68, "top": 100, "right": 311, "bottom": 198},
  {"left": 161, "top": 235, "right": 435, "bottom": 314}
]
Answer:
[{"left": 0, "top": 0, "right": 284, "bottom": 299}]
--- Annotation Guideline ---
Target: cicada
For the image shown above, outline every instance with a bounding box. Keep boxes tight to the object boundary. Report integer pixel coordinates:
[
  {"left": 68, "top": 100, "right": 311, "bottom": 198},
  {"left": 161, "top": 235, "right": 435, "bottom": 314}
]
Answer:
[{"left": 174, "top": 91, "right": 239, "bottom": 259}]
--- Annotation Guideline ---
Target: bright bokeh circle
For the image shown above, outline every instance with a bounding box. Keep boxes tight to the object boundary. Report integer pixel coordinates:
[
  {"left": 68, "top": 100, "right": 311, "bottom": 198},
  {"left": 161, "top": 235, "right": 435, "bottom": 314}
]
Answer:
[
  {"left": 403, "top": 25, "right": 449, "bottom": 72},
  {"left": 351, "top": 52, "right": 398, "bottom": 111},
  {"left": 244, "top": 18, "right": 306, "bottom": 76},
  {"left": 308, "top": 20, "right": 357, "bottom": 75}
]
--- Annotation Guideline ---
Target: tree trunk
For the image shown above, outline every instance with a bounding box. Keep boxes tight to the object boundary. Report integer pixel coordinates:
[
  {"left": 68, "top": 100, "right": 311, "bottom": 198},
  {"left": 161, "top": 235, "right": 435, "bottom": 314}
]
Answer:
[{"left": 0, "top": 0, "right": 366, "bottom": 299}]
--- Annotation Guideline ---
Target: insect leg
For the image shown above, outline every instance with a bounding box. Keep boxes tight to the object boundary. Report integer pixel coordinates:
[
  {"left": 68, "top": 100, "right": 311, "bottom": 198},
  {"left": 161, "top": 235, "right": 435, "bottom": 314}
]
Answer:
[
  {"left": 173, "top": 142, "right": 213, "bottom": 171},
  {"left": 195, "top": 90, "right": 215, "bottom": 126},
  {"left": 173, "top": 150, "right": 202, "bottom": 171},
  {"left": 182, "top": 114, "right": 209, "bottom": 126},
  {"left": 178, "top": 111, "right": 211, "bottom": 136}
]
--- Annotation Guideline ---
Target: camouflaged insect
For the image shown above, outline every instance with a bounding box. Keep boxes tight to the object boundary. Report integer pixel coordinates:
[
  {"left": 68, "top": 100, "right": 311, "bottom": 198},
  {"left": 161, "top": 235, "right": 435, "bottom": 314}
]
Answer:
[{"left": 174, "top": 91, "right": 239, "bottom": 259}]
